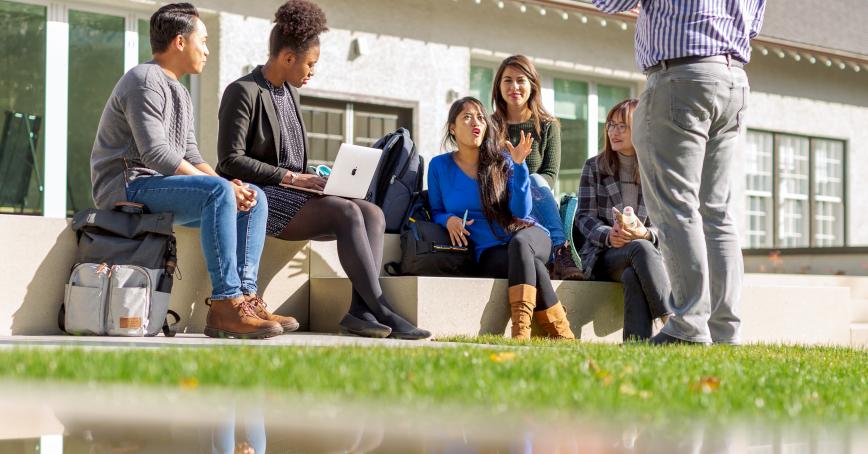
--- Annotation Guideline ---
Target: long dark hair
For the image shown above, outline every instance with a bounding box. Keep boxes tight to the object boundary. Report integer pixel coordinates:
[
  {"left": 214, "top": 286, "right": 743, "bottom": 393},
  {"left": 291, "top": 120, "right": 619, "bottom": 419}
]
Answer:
[
  {"left": 490, "top": 55, "right": 557, "bottom": 144},
  {"left": 443, "top": 97, "right": 530, "bottom": 233},
  {"left": 597, "top": 98, "right": 640, "bottom": 182}
]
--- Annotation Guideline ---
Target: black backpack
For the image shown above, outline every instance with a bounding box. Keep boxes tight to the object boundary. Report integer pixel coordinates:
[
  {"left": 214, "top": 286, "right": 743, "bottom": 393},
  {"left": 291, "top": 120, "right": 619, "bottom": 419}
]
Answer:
[
  {"left": 384, "top": 192, "right": 474, "bottom": 277},
  {"left": 368, "top": 128, "right": 424, "bottom": 233}
]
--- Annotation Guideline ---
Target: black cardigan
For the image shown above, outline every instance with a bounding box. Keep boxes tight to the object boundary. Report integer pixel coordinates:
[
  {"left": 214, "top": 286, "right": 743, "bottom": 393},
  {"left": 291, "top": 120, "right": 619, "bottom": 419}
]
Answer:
[{"left": 216, "top": 65, "right": 309, "bottom": 185}]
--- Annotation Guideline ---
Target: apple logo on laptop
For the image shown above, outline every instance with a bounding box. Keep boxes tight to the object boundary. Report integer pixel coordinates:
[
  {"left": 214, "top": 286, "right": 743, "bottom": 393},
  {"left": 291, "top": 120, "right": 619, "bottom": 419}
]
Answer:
[{"left": 351, "top": 167, "right": 358, "bottom": 176}]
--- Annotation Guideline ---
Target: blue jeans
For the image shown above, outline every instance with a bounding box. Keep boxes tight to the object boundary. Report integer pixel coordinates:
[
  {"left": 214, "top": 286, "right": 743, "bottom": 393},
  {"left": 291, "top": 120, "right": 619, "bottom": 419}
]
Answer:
[
  {"left": 126, "top": 175, "right": 268, "bottom": 300},
  {"left": 529, "top": 174, "right": 565, "bottom": 252},
  {"left": 211, "top": 405, "right": 266, "bottom": 454}
]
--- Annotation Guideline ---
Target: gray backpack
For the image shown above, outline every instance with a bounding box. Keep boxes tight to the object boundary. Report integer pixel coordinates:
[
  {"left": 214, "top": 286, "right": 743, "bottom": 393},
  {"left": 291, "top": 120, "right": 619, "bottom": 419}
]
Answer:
[{"left": 59, "top": 203, "right": 180, "bottom": 336}]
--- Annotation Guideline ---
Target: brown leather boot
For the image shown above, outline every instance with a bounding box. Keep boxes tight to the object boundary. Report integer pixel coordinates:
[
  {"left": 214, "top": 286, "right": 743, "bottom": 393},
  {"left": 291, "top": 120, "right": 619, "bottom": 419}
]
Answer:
[
  {"left": 245, "top": 294, "right": 300, "bottom": 333},
  {"left": 508, "top": 284, "right": 536, "bottom": 340},
  {"left": 534, "top": 302, "right": 576, "bottom": 340},
  {"left": 204, "top": 296, "right": 283, "bottom": 339}
]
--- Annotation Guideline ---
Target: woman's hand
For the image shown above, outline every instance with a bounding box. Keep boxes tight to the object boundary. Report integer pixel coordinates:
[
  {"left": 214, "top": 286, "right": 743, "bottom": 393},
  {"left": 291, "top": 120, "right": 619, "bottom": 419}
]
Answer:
[
  {"left": 282, "top": 171, "right": 326, "bottom": 191},
  {"left": 446, "top": 216, "right": 474, "bottom": 247},
  {"left": 231, "top": 179, "right": 257, "bottom": 212},
  {"left": 505, "top": 130, "right": 534, "bottom": 165},
  {"left": 609, "top": 222, "right": 631, "bottom": 248},
  {"left": 620, "top": 222, "right": 652, "bottom": 241}
]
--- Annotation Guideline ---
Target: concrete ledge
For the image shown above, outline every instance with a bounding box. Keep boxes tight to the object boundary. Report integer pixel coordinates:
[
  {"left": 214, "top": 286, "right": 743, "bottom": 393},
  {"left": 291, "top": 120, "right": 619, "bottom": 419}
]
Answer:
[
  {"left": 311, "top": 276, "right": 852, "bottom": 345},
  {"left": 0, "top": 214, "right": 310, "bottom": 335},
  {"left": 310, "top": 276, "right": 625, "bottom": 341}
]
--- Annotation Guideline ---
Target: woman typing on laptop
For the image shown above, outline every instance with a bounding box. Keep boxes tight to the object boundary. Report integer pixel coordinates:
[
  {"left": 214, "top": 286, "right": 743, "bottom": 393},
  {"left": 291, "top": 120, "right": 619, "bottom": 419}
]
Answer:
[{"left": 216, "top": 0, "right": 430, "bottom": 340}]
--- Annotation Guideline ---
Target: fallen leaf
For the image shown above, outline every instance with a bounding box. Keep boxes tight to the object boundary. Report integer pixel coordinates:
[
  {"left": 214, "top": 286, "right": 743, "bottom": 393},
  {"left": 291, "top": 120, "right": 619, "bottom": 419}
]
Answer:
[
  {"left": 180, "top": 377, "right": 199, "bottom": 390},
  {"left": 490, "top": 352, "right": 517, "bottom": 363},
  {"left": 689, "top": 376, "right": 721, "bottom": 394}
]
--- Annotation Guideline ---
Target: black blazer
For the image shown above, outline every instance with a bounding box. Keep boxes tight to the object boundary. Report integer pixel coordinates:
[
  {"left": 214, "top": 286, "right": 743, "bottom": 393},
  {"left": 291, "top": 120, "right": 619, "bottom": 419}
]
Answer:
[{"left": 216, "top": 65, "right": 309, "bottom": 185}]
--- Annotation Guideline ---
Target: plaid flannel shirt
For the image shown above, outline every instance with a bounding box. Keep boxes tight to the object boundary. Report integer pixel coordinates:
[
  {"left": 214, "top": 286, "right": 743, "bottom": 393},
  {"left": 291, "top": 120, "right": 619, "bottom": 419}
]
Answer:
[{"left": 574, "top": 156, "right": 659, "bottom": 278}]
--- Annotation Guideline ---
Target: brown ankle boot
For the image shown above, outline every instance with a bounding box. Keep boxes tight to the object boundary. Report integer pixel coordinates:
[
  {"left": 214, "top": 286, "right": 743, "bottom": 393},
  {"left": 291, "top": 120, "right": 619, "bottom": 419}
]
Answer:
[
  {"left": 245, "top": 294, "right": 300, "bottom": 333},
  {"left": 551, "top": 242, "right": 586, "bottom": 281},
  {"left": 508, "top": 284, "right": 536, "bottom": 340},
  {"left": 534, "top": 302, "right": 576, "bottom": 340},
  {"left": 204, "top": 296, "right": 283, "bottom": 339}
]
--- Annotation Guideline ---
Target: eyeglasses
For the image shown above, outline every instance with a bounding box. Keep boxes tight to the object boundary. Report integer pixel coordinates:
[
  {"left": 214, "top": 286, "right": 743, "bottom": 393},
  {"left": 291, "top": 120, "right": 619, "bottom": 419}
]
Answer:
[{"left": 606, "top": 122, "right": 630, "bottom": 133}]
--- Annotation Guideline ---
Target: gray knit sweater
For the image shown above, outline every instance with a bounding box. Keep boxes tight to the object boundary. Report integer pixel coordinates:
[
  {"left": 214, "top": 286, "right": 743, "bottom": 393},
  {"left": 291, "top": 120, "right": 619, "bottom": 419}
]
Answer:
[{"left": 90, "top": 62, "right": 205, "bottom": 209}]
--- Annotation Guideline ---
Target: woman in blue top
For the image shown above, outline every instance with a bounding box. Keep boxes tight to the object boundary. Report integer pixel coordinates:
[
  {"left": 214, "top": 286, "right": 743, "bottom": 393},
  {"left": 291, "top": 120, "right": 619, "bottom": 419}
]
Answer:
[{"left": 428, "top": 97, "right": 575, "bottom": 340}]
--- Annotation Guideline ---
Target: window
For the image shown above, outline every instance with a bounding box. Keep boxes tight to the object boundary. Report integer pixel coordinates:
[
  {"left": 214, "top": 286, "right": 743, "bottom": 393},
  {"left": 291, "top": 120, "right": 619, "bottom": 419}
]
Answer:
[
  {"left": 137, "top": 18, "right": 190, "bottom": 89},
  {"left": 553, "top": 78, "right": 588, "bottom": 195},
  {"left": 744, "top": 131, "right": 774, "bottom": 248},
  {"left": 469, "top": 66, "right": 494, "bottom": 110},
  {"left": 744, "top": 130, "right": 846, "bottom": 248},
  {"left": 0, "top": 0, "right": 46, "bottom": 215},
  {"left": 596, "top": 84, "right": 632, "bottom": 149},
  {"left": 300, "top": 96, "right": 413, "bottom": 166},
  {"left": 66, "top": 10, "right": 125, "bottom": 213}
]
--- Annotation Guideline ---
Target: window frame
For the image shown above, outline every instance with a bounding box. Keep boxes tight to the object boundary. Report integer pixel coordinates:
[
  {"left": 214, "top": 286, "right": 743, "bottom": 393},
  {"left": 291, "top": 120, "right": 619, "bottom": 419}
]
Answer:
[
  {"left": 298, "top": 90, "right": 417, "bottom": 166},
  {"left": 744, "top": 128, "right": 848, "bottom": 252}
]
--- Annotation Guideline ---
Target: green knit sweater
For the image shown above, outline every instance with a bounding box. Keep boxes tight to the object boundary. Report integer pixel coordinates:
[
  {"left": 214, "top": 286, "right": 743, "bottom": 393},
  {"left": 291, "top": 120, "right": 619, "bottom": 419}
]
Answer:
[{"left": 506, "top": 118, "right": 561, "bottom": 187}]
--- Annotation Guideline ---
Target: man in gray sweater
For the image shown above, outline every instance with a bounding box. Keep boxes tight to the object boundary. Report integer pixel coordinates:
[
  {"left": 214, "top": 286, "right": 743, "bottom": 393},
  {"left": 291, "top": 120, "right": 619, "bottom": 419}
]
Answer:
[{"left": 91, "top": 3, "right": 297, "bottom": 339}]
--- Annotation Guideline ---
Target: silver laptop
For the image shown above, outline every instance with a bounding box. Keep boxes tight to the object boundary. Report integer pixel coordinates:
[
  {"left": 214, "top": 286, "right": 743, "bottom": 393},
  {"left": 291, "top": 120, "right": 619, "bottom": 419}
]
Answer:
[{"left": 280, "top": 143, "right": 382, "bottom": 199}]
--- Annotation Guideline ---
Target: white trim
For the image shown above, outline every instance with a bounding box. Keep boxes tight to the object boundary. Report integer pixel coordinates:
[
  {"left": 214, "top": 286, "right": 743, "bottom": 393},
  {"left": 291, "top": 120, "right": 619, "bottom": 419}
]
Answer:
[
  {"left": 587, "top": 83, "right": 598, "bottom": 158},
  {"left": 540, "top": 75, "right": 555, "bottom": 118},
  {"left": 344, "top": 102, "right": 354, "bottom": 144},
  {"left": 43, "top": 2, "right": 69, "bottom": 218},
  {"left": 124, "top": 12, "right": 138, "bottom": 72},
  {"left": 39, "top": 434, "right": 63, "bottom": 454}
]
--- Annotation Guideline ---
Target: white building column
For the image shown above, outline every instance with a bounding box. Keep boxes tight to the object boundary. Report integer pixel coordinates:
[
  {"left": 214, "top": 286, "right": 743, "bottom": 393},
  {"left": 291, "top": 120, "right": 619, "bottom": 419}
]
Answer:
[{"left": 42, "top": 2, "right": 69, "bottom": 218}]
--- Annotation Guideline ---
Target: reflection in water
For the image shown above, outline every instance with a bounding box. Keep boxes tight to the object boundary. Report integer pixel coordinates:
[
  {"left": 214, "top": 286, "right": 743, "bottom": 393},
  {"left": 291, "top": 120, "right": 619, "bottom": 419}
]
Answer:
[{"left": 0, "top": 382, "right": 865, "bottom": 453}]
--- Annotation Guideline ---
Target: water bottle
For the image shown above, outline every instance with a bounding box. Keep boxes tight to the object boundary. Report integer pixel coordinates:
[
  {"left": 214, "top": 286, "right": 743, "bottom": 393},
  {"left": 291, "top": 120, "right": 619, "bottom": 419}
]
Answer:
[{"left": 619, "top": 206, "right": 639, "bottom": 229}]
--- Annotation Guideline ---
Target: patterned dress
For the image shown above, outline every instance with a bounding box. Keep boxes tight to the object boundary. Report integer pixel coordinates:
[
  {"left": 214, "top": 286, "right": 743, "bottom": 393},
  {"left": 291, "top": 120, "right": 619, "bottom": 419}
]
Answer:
[{"left": 261, "top": 80, "right": 315, "bottom": 236}]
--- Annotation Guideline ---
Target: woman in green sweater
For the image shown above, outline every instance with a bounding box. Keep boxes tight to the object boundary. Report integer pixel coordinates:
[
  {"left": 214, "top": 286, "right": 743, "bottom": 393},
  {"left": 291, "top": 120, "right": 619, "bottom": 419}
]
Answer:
[{"left": 490, "top": 55, "right": 583, "bottom": 280}]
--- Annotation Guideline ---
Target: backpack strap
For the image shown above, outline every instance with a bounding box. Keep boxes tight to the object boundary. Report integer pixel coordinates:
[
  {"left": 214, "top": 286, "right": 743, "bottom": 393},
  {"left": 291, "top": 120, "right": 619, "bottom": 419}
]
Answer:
[
  {"left": 162, "top": 310, "right": 180, "bottom": 337},
  {"left": 57, "top": 304, "right": 66, "bottom": 333}
]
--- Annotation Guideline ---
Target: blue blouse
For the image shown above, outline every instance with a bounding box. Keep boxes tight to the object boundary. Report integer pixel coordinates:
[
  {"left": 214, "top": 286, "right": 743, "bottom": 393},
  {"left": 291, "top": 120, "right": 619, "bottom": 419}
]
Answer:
[{"left": 427, "top": 152, "right": 540, "bottom": 260}]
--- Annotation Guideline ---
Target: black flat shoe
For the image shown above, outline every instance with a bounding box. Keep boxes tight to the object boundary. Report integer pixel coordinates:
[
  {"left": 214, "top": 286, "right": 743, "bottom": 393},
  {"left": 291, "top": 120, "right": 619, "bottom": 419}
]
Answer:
[
  {"left": 649, "top": 331, "right": 708, "bottom": 346},
  {"left": 387, "top": 327, "right": 432, "bottom": 340},
  {"left": 339, "top": 313, "right": 392, "bottom": 338}
]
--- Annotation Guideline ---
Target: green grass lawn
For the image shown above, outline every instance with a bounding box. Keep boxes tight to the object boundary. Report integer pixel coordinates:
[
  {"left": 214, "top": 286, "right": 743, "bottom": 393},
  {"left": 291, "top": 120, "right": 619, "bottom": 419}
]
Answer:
[{"left": 1, "top": 338, "right": 866, "bottom": 425}]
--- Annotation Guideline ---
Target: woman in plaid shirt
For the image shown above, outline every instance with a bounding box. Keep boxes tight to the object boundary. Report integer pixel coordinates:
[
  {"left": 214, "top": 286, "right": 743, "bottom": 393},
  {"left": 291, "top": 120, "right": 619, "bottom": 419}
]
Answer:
[{"left": 575, "top": 99, "right": 672, "bottom": 341}]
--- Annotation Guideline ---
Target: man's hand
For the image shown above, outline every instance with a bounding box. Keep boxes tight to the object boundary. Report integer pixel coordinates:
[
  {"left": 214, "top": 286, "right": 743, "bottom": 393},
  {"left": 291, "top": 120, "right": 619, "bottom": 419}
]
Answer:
[{"left": 446, "top": 216, "right": 474, "bottom": 247}]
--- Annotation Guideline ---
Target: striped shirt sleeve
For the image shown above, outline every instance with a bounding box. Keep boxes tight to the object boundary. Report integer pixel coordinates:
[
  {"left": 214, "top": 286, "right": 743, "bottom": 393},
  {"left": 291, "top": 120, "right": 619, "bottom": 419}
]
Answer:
[{"left": 591, "top": 0, "right": 640, "bottom": 14}]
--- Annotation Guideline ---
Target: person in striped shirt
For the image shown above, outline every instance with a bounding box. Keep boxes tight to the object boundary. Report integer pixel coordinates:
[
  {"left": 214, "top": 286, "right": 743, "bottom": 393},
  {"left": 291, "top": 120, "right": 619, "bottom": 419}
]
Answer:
[{"left": 591, "top": 0, "right": 766, "bottom": 345}]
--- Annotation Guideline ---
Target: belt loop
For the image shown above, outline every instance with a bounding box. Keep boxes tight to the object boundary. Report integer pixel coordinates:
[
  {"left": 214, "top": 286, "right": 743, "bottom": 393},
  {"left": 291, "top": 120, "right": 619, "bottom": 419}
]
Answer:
[
  {"left": 726, "top": 54, "right": 732, "bottom": 68},
  {"left": 661, "top": 60, "right": 668, "bottom": 70}
]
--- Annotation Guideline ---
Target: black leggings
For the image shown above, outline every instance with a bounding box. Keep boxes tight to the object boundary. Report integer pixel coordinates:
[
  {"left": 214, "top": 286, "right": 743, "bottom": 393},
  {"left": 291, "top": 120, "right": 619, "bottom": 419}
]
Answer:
[
  {"left": 277, "top": 196, "right": 385, "bottom": 317},
  {"left": 477, "top": 226, "right": 557, "bottom": 311}
]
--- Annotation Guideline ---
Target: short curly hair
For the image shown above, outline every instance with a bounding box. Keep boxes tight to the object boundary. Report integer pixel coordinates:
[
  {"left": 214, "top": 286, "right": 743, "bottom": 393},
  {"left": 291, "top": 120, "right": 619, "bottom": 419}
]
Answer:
[{"left": 270, "top": 0, "right": 329, "bottom": 57}]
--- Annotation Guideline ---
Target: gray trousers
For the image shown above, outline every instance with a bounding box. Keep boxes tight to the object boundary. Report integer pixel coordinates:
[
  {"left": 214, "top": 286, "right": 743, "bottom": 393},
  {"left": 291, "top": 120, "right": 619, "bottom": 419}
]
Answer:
[{"left": 632, "top": 61, "right": 748, "bottom": 344}]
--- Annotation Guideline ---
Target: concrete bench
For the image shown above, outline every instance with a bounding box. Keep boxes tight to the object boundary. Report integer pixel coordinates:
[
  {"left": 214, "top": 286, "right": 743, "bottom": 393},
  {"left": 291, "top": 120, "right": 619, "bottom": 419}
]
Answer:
[
  {"left": 0, "top": 214, "right": 309, "bottom": 335},
  {"left": 0, "top": 214, "right": 857, "bottom": 345},
  {"left": 309, "top": 238, "right": 853, "bottom": 344}
]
